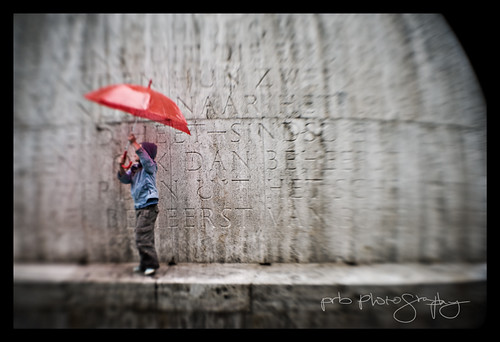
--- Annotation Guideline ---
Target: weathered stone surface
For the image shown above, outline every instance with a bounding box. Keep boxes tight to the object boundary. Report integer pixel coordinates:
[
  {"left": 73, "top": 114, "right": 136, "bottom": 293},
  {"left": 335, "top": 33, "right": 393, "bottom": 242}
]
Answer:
[{"left": 13, "top": 14, "right": 486, "bottom": 263}]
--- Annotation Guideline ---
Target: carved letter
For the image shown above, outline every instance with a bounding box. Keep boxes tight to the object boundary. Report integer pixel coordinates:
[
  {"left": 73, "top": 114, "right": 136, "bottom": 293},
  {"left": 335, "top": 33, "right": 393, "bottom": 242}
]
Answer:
[
  {"left": 210, "top": 150, "right": 226, "bottom": 171},
  {"left": 285, "top": 150, "right": 296, "bottom": 170},
  {"left": 160, "top": 180, "right": 178, "bottom": 200},
  {"left": 201, "top": 208, "right": 215, "bottom": 228},
  {"left": 107, "top": 208, "right": 117, "bottom": 228},
  {"left": 244, "top": 95, "right": 257, "bottom": 114},
  {"left": 197, "top": 179, "right": 213, "bottom": 200},
  {"left": 203, "top": 96, "right": 217, "bottom": 118},
  {"left": 98, "top": 181, "right": 109, "bottom": 199},
  {"left": 283, "top": 122, "right": 300, "bottom": 141},
  {"left": 176, "top": 96, "right": 194, "bottom": 115},
  {"left": 184, "top": 208, "right": 196, "bottom": 228},
  {"left": 221, "top": 208, "right": 232, "bottom": 228},
  {"left": 186, "top": 152, "right": 203, "bottom": 171},
  {"left": 279, "top": 68, "right": 299, "bottom": 84},
  {"left": 167, "top": 209, "right": 178, "bottom": 228},
  {"left": 200, "top": 68, "right": 215, "bottom": 88},
  {"left": 222, "top": 95, "right": 238, "bottom": 116},
  {"left": 231, "top": 123, "right": 242, "bottom": 142},
  {"left": 255, "top": 68, "right": 271, "bottom": 88},
  {"left": 231, "top": 150, "right": 250, "bottom": 170},
  {"left": 267, "top": 150, "right": 277, "bottom": 170}
]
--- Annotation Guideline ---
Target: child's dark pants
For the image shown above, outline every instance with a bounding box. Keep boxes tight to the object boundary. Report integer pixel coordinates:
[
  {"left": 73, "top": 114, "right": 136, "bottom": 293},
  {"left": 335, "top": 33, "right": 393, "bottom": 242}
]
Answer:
[{"left": 135, "top": 204, "right": 160, "bottom": 270}]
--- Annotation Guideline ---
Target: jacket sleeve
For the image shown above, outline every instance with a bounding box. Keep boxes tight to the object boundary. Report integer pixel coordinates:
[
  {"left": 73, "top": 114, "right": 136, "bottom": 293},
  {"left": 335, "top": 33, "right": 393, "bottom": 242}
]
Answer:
[
  {"left": 136, "top": 146, "right": 157, "bottom": 174},
  {"left": 117, "top": 169, "right": 132, "bottom": 184}
]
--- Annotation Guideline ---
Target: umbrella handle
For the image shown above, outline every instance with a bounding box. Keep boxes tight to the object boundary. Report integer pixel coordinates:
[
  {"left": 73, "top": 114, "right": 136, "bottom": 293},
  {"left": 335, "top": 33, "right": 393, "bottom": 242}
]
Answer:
[
  {"left": 121, "top": 151, "right": 133, "bottom": 170},
  {"left": 120, "top": 116, "right": 138, "bottom": 170}
]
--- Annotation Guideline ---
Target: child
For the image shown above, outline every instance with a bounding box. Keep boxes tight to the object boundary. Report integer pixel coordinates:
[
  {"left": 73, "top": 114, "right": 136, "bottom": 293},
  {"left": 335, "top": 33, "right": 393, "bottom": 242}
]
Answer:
[{"left": 117, "top": 133, "right": 160, "bottom": 276}]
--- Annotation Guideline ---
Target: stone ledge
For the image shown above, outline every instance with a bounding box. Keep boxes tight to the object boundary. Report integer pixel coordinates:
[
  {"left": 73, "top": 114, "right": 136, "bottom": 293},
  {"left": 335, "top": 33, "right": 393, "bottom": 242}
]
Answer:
[{"left": 14, "top": 262, "right": 487, "bottom": 328}]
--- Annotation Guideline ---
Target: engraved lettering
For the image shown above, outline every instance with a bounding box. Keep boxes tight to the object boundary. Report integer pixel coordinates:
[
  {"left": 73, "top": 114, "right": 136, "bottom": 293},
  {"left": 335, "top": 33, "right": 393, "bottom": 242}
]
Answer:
[
  {"left": 267, "top": 150, "right": 277, "bottom": 170},
  {"left": 184, "top": 208, "right": 196, "bottom": 228},
  {"left": 258, "top": 122, "right": 275, "bottom": 139},
  {"left": 244, "top": 95, "right": 258, "bottom": 114},
  {"left": 304, "top": 122, "right": 321, "bottom": 142},
  {"left": 283, "top": 122, "right": 299, "bottom": 141},
  {"left": 280, "top": 94, "right": 296, "bottom": 115},
  {"left": 302, "top": 94, "right": 315, "bottom": 116},
  {"left": 222, "top": 95, "right": 238, "bottom": 116},
  {"left": 231, "top": 150, "right": 250, "bottom": 170},
  {"left": 186, "top": 151, "right": 203, "bottom": 171},
  {"left": 156, "top": 125, "right": 168, "bottom": 144},
  {"left": 268, "top": 178, "right": 283, "bottom": 190},
  {"left": 285, "top": 150, "right": 296, "bottom": 170},
  {"left": 291, "top": 178, "right": 302, "bottom": 199},
  {"left": 97, "top": 125, "right": 113, "bottom": 145},
  {"left": 200, "top": 68, "right": 215, "bottom": 88},
  {"left": 279, "top": 68, "right": 299, "bottom": 84},
  {"left": 160, "top": 180, "right": 178, "bottom": 200},
  {"left": 267, "top": 206, "right": 284, "bottom": 227},
  {"left": 197, "top": 179, "right": 213, "bottom": 200},
  {"left": 201, "top": 208, "right": 215, "bottom": 228},
  {"left": 127, "top": 209, "right": 136, "bottom": 228},
  {"left": 231, "top": 123, "right": 242, "bottom": 142},
  {"left": 221, "top": 208, "right": 232, "bottom": 228},
  {"left": 176, "top": 96, "right": 194, "bottom": 115},
  {"left": 207, "top": 130, "right": 226, "bottom": 135},
  {"left": 98, "top": 181, "right": 109, "bottom": 199},
  {"left": 203, "top": 96, "right": 217, "bottom": 118},
  {"left": 157, "top": 153, "right": 168, "bottom": 172},
  {"left": 324, "top": 150, "right": 337, "bottom": 170},
  {"left": 321, "top": 121, "right": 337, "bottom": 142},
  {"left": 167, "top": 209, "right": 178, "bottom": 228},
  {"left": 235, "top": 207, "right": 253, "bottom": 220},
  {"left": 174, "top": 130, "right": 187, "bottom": 144},
  {"left": 210, "top": 150, "right": 226, "bottom": 171},
  {"left": 107, "top": 208, "right": 117, "bottom": 228},
  {"left": 188, "top": 123, "right": 205, "bottom": 143},
  {"left": 224, "top": 68, "right": 239, "bottom": 92},
  {"left": 255, "top": 68, "right": 271, "bottom": 88}
]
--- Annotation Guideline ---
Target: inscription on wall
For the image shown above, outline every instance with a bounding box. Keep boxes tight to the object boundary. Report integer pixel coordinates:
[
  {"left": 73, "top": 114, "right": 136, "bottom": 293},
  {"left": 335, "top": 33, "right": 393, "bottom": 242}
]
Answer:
[
  {"left": 111, "top": 114, "right": 410, "bottom": 263},
  {"left": 168, "top": 66, "right": 347, "bottom": 119}
]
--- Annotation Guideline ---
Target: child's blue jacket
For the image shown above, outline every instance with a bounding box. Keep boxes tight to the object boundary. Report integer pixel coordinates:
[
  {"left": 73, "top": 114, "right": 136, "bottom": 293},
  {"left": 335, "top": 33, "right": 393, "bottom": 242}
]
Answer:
[{"left": 117, "top": 146, "right": 159, "bottom": 209}]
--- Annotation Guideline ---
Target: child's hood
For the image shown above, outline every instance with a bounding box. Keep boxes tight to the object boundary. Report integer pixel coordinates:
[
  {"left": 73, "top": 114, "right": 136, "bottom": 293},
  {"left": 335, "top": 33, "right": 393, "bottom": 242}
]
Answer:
[{"left": 141, "top": 142, "right": 157, "bottom": 160}]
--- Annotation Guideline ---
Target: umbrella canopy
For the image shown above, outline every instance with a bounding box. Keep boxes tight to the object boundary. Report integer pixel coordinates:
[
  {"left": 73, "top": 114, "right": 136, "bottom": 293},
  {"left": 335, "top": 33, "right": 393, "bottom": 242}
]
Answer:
[{"left": 84, "top": 80, "right": 191, "bottom": 135}]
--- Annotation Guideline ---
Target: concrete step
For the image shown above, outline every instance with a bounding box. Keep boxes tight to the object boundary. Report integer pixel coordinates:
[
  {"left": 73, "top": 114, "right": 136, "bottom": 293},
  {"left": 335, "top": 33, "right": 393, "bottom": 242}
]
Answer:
[{"left": 14, "top": 262, "right": 487, "bottom": 328}]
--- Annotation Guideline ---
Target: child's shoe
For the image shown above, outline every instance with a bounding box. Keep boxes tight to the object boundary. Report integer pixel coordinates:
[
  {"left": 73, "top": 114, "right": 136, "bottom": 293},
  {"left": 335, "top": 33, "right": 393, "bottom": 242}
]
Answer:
[
  {"left": 144, "top": 268, "right": 156, "bottom": 276},
  {"left": 133, "top": 265, "right": 142, "bottom": 273}
]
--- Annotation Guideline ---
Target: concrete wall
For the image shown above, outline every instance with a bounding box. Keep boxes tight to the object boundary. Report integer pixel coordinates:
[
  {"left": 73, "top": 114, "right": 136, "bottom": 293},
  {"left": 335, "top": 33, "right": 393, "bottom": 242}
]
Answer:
[{"left": 13, "top": 14, "right": 486, "bottom": 264}]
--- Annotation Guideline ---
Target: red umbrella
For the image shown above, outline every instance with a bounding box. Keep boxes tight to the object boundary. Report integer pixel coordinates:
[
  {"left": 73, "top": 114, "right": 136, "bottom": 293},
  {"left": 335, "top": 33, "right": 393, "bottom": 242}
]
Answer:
[
  {"left": 85, "top": 79, "right": 191, "bottom": 135},
  {"left": 85, "top": 80, "right": 190, "bottom": 169}
]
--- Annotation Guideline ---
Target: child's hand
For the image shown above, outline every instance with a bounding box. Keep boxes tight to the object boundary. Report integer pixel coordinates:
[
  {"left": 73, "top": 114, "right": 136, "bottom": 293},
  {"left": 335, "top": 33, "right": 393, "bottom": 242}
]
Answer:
[
  {"left": 118, "top": 153, "right": 126, "bottom": 165},
  {"left": 128, "top": 133, "right": 142, "bottom": 151}
]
